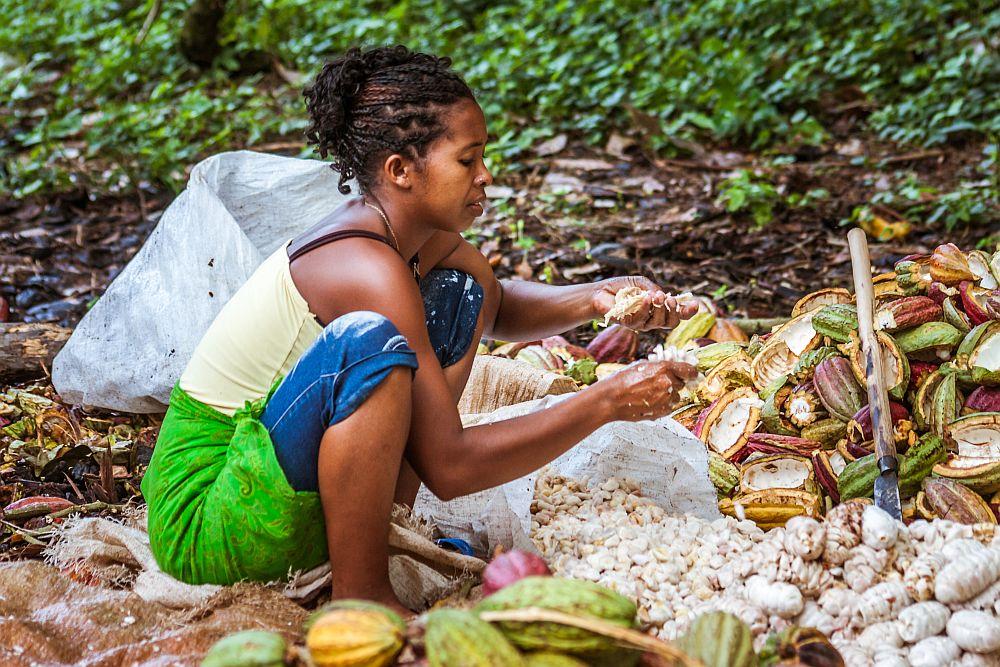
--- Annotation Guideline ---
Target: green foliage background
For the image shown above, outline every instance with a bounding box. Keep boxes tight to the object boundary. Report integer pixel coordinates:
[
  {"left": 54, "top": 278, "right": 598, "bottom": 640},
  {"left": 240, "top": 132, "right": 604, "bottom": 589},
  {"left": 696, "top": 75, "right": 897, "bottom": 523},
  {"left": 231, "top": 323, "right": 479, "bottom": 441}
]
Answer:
[{"left": 1, "top": 0, "right": 998, "bottom": 198}]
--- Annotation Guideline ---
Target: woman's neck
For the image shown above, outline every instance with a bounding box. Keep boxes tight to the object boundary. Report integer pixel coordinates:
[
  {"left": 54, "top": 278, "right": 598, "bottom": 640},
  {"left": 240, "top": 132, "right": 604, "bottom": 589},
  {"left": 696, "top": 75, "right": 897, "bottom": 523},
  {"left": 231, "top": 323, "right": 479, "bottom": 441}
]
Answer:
[{"left": 366, "top": 193, "right": 435, "bottom": 262}]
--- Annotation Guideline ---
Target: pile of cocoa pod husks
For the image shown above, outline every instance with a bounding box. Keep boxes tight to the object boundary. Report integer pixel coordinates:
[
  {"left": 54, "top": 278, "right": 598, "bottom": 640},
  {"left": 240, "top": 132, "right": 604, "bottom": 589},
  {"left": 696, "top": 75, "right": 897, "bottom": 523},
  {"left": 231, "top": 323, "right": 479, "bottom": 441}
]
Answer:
[
  {"left": 0, "top": 382, "right": 158, "bottom": 557},
  {"left": 668, "top": 242, "right": 1000, "bottom": 529},
  {"left": 204, "top": 566, "right": 834, "bottom": 667}
]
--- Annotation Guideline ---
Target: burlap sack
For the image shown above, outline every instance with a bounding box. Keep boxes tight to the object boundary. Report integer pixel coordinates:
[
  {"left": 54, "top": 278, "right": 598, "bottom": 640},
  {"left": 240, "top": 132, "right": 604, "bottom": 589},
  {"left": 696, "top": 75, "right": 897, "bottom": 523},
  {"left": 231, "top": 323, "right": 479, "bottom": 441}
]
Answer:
[{"left": 458, "top": 355, "right": 577, "bottom": 415}]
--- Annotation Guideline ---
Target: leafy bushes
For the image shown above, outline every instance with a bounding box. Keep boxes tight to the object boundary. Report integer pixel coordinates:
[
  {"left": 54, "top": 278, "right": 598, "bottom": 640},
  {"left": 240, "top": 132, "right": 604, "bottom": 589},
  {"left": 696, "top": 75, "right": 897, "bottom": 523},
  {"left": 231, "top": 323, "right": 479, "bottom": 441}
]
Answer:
[{"left": 1, "top": 0, "right": 997, "bottom": 197}]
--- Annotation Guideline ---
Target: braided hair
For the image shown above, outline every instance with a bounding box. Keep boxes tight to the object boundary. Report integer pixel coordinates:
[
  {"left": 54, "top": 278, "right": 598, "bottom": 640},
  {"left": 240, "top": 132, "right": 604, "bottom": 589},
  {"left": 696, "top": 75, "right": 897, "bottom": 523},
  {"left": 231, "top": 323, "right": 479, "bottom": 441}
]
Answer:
[{"left": 303, "top": 45, "right": 476, "bottom": 195}]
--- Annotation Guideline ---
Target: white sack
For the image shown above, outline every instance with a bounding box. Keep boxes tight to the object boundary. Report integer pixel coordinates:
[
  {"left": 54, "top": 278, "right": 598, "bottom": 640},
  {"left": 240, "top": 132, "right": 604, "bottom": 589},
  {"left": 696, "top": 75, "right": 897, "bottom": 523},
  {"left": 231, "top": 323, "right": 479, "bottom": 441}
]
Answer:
[
  {"left": 414, "top": 394, "right": 720, "bottom": 554},
  {"left": 53, "top": 150, "right": 349, "bottom": 412}
]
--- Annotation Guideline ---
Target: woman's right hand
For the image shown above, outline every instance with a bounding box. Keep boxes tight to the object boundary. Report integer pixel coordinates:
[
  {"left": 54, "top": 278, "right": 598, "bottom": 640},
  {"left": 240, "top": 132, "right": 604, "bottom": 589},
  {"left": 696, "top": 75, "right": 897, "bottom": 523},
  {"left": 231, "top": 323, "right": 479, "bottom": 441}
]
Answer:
[{"left": 597, "top": 360, "right": 698, "bottom": 421}]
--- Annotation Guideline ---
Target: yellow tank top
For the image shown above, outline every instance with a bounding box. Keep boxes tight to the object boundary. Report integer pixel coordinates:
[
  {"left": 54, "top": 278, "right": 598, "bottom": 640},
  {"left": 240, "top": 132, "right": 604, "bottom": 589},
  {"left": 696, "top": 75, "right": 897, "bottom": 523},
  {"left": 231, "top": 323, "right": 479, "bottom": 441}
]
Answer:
[{"left": 180, "top": 242, "right": 323, "bottom": 416}]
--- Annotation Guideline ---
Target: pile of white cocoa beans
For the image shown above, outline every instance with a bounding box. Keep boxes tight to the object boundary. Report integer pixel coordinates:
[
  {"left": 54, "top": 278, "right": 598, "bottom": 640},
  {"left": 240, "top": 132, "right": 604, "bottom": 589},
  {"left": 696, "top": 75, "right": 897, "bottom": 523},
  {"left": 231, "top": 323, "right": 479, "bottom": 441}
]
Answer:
[{"left": 531, "top": 472, "right": 1000, "bottom": 666}]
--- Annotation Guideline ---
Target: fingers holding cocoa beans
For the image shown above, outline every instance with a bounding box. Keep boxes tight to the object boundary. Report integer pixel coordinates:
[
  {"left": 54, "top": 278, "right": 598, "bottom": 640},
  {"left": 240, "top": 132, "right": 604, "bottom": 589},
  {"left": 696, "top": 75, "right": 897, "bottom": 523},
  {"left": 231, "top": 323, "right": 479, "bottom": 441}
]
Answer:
[{"left": 603, "top": 360, "right": 698, "bottom": 421}]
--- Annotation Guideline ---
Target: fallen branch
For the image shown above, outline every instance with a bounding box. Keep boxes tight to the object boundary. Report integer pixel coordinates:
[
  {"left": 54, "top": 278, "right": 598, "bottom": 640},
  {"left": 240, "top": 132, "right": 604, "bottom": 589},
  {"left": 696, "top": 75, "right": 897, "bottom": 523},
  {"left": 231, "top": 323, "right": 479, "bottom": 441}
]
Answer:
[
  {"left": 134, "top": 0, "right": 162, "bottom": 46},
  {"left": 0, "top": 322, "right": 71, "bottom": 381},
  {"left": 879, "top": 149, "right": 944, "bottom": 166}
]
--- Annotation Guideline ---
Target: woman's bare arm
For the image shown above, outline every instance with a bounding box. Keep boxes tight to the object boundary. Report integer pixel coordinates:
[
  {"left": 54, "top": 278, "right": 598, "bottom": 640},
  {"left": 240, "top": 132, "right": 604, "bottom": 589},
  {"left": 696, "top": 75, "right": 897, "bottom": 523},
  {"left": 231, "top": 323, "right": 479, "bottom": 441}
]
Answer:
[
  {"left": 429, "top": 235, "right": 696, "bottom": 341},
  {"left": 291, "top": 239, "right": 693, "bottom": 501}
]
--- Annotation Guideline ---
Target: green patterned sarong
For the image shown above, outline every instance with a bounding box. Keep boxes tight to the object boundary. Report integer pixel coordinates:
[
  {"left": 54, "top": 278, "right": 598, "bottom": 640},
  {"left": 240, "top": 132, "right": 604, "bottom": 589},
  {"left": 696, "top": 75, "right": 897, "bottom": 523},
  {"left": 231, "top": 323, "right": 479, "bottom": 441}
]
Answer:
[{"left": 141, "top": 383, "right": 328, "bottom": 585}]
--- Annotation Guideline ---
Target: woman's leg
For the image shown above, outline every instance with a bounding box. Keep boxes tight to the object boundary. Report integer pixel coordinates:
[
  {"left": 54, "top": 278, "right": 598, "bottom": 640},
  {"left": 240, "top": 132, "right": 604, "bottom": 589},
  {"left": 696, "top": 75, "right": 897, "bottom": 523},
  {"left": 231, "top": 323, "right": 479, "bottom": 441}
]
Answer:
[
  {"left": 261, "top": 311, "right": 419, "bottom": 610},
  {"left": 318, "top": 365, "right": 412, "bottom": 611}
]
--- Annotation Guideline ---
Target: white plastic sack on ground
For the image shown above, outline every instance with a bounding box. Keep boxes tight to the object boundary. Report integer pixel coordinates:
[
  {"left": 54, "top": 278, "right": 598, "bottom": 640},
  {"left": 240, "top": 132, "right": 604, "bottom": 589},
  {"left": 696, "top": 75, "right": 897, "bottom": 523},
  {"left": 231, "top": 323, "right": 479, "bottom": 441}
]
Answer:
[
  {"left": 53, "top": 150, "right": 349, "bottom": 412},
  {"left": 413, "top": 395, "right": 720, "bottom": 555}
]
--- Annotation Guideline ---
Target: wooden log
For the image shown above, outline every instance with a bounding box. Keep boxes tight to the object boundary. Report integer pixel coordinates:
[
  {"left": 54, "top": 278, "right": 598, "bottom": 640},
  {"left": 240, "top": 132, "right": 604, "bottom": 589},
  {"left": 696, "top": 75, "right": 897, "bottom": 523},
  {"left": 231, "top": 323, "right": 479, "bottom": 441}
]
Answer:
[{"left": 0, "top": 323, "right": 71, "bottom": 380}]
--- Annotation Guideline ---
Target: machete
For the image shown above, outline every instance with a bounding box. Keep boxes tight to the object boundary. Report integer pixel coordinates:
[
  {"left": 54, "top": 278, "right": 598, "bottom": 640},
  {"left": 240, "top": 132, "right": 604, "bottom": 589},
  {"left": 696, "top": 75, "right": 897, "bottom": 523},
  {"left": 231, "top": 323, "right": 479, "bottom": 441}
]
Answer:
[{"left": 847, "top": 227, "right": 902, "bottom": 520}]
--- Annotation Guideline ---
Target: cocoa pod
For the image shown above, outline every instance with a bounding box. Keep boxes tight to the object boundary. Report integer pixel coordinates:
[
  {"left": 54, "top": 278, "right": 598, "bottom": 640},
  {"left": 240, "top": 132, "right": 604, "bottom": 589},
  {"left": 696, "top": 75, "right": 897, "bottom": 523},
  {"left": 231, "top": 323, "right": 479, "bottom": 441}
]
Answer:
[
  {"left": 785, "top": 380, "right": 827, "bottom": 427},
  {"left": 202, "top": 630, "right": 287, "bottom": 667},
  {"left": 2, "top": 496, "right": 75, "bottom": 522},
  {"left": 873, "top": 296, "right": 942, "bottom": 333},
  {"left": 960, "top": 281, "right": 995, "bottom": 326},
  {"left": 930, "top": 243, "right": 977, "bottom": 285},
  {"left": 813, "top": 304, "right": 858, "bottom": 343},
  {"left": 800, "top": 418, "right": 848, "bottom": 449},
  {"left": 424, "top": 608, "right": 524, "bottom": 667},
  {"left": 790, "top": 346, "right": 841, "bottom": 382},
  {"left": 708, "top": 318, "right": 750, "bottom": 343},
  {"left": 676, "top": 612, "right": 756, "bottom": 667},
  {"left": 922, "top": 477, "right": 997, "bottom": 525},
  {"left": 811, "top": 449, "right": 842, "bottom": 503},
  {"left": 515, "top": 345, "right": 564, "bottom": 372},
  {"left": 761, "top": 384, "right": 800, "bottom": 437},
  {"left": 813, "top": 357, "right": 866, "bottom": 422},
  {"left": 523, "top": 653, "right": 588, "bottom": 667},
  {"left": 894, "top": 256, "right": 933, "bottom": 295},
  {"left": 709, "top": 452, "right": 740, "bottom": 498},
  {"left": 665, "top": 311, "right": 716, "bottom": 348},
  {"left": 482, "top": 550, "right": 552, "bottom": 596},
  {"left": 942, "top": 296, "right": 973, "bottom": 334},
  {"left": 745, "top": 433, "right": 822, "bottom": 457},
  {"left": 492, "top": 341, "right": 533, "bottom": 358},
  {"left": 739, "top": 454, "right": 818, "bottom": 495},
  {"left": 966, "top": 386, "right": 1000, "bottom": 412},
  {"left": 907, "top": 360, "right": 940, "bottom": 395},
  {"left": 307, "top": 608, "right": 406, "bottom": 667},
  {"left": 586, "top": 325, "right": 638, "bottom": 363},
  {"left": 846, "top": 402, "right": 910, "bottom": 444},
  {"left": 927, "top": 281, "right": 960, "bottom": 305},
  {"left": 791, "top": 288, "right": 853, "bottom": 317},
  {"left": 894, "top": 321, "right": 964, "bottom": 360},
  {"left": 474, "top": 576, "right": 638, "bottom": 657}
]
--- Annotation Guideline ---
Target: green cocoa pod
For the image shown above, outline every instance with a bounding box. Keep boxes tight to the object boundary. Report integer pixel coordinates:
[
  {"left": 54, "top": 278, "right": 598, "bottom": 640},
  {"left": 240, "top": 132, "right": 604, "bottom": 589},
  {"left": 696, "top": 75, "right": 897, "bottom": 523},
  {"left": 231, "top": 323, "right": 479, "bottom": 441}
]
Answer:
[
  {"left": 838, "top": 432, "right": 947, "bottom": 500},
  {"left": 709, "top": 452, "right": 740, "bottom": 498},
  {"left": 523, "top": 653, "right": 589, "bottom": 667},
  {"left": 475, "top": 576, "right": 637, "bottom": 658},
  {"left": 425, "top": 609, "right": 525, "bottom": 667},
  {"left": 665, "top": 311, "right": 717, "bottom": 348},
  {"left": 800, "top": 418, "right": 848, "bottom": 449},
  {"left": 676, "top": 612, "right": 757, "bottom": 667},
  {"left": 202, "top": 630, "right": 287, "bottom": 667},
  {"left": 813, "top": 304, "right": 858, "bottom": 343}
]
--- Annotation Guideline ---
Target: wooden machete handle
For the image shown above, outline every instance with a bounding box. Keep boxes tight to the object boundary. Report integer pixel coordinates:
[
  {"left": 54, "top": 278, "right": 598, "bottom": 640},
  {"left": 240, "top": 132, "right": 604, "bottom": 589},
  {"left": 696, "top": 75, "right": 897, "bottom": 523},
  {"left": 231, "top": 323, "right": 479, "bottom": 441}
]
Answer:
[{"left": 847, "top": 228, "right": 897, "bottom": 466}]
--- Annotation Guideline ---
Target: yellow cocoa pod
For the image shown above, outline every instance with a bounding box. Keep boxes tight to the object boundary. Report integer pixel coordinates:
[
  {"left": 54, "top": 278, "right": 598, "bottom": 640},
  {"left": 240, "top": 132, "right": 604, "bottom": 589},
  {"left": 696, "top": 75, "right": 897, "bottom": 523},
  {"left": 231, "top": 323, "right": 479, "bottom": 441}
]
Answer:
[{"left": 306, "top": 609, "right": 404, "bottom": 667}]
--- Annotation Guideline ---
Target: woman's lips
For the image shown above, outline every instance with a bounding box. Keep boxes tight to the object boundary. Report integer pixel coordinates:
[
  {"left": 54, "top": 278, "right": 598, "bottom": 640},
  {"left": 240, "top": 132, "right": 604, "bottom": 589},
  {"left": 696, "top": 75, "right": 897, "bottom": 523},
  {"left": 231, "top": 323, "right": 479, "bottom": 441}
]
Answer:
[{"left": 468, "top": 202, "right": 484, "bottom": 215}]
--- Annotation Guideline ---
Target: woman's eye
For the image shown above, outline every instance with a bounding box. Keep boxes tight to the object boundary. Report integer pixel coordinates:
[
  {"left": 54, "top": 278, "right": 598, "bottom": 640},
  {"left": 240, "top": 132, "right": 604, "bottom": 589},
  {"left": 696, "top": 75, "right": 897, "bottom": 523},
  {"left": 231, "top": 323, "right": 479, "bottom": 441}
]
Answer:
[{"left": 459, "top": 159, "right": 473, "bottom": 167}]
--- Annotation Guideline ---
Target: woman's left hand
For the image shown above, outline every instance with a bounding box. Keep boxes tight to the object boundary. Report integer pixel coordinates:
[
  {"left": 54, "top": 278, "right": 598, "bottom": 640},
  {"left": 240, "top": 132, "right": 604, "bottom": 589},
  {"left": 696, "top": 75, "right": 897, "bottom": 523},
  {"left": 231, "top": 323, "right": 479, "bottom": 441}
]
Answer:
[{"left": 591, "top": 276, "right": 698, "bottom": 331}]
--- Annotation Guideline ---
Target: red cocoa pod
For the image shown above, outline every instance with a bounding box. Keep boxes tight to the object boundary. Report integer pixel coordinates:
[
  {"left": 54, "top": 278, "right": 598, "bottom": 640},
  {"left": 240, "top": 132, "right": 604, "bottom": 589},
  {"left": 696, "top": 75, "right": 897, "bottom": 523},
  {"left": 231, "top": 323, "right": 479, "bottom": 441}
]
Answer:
[
  {"left": 0, "top": 295, "right": 8, "bottom": 323},
  {"left": 586, "top": 324, "right": 638, "bottom": 363},
  {"left": 481, "top": 549, "right": 551, "bottom": 596},
  {"left": 874, "top": 296, "right": 942, "bottom": 333},
  {"left": 746, "top": 433, "right": 822, "bottom": 456},
  {"left": 966, "top": 386, "right": 1000, "bottom": 412},
  {"left": 811, "top": 450, "right": 841, "bottom": 504},
  {"left": 960, "top": 281, "right": 994, "bottom": 326},
  {"left": 847, "top": 402, "right": 910, "bottom": 444},
  {"left": 908, "top": 360, "right": 940, "bottom": 394},
  {"left": 927, "top": 282, "right": 959, "bottom": 306},
  {"left": 541, "top": 336, "right": 591, "bottom": 361},
  {"left": 2, "top": 496, "right": 75, "bottom": 522}
]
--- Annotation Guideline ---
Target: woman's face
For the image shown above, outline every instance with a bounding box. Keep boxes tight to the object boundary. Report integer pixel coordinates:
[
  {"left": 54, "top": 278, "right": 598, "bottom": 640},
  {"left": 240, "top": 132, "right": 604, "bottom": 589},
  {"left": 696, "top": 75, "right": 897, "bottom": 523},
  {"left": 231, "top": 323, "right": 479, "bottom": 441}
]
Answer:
[{"left": 409, "top": 98, "right": 493, "bottom": 233}]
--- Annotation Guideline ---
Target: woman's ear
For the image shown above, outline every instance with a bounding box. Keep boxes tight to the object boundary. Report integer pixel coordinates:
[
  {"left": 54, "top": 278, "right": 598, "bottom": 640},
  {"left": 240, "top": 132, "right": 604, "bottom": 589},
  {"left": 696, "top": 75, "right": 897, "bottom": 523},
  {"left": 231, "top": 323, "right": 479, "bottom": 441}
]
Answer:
[{"left": 382, "top": 154, "right": 414, "bottom": 190}]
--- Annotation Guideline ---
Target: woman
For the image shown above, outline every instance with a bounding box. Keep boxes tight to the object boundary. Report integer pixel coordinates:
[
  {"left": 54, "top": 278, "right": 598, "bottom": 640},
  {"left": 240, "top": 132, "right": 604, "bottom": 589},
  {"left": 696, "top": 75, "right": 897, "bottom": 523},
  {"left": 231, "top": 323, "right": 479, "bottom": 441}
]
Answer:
[{"left": 141, "top": 45, "right": 696, "bottom": 616}]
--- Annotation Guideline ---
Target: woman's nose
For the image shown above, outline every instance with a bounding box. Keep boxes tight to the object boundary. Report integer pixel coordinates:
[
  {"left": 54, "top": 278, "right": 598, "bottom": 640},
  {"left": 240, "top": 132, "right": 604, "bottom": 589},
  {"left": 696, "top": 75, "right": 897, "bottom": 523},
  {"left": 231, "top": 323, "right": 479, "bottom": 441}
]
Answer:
[{"left": 476, "top": 168, "right": 493, "bottom": 187}]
